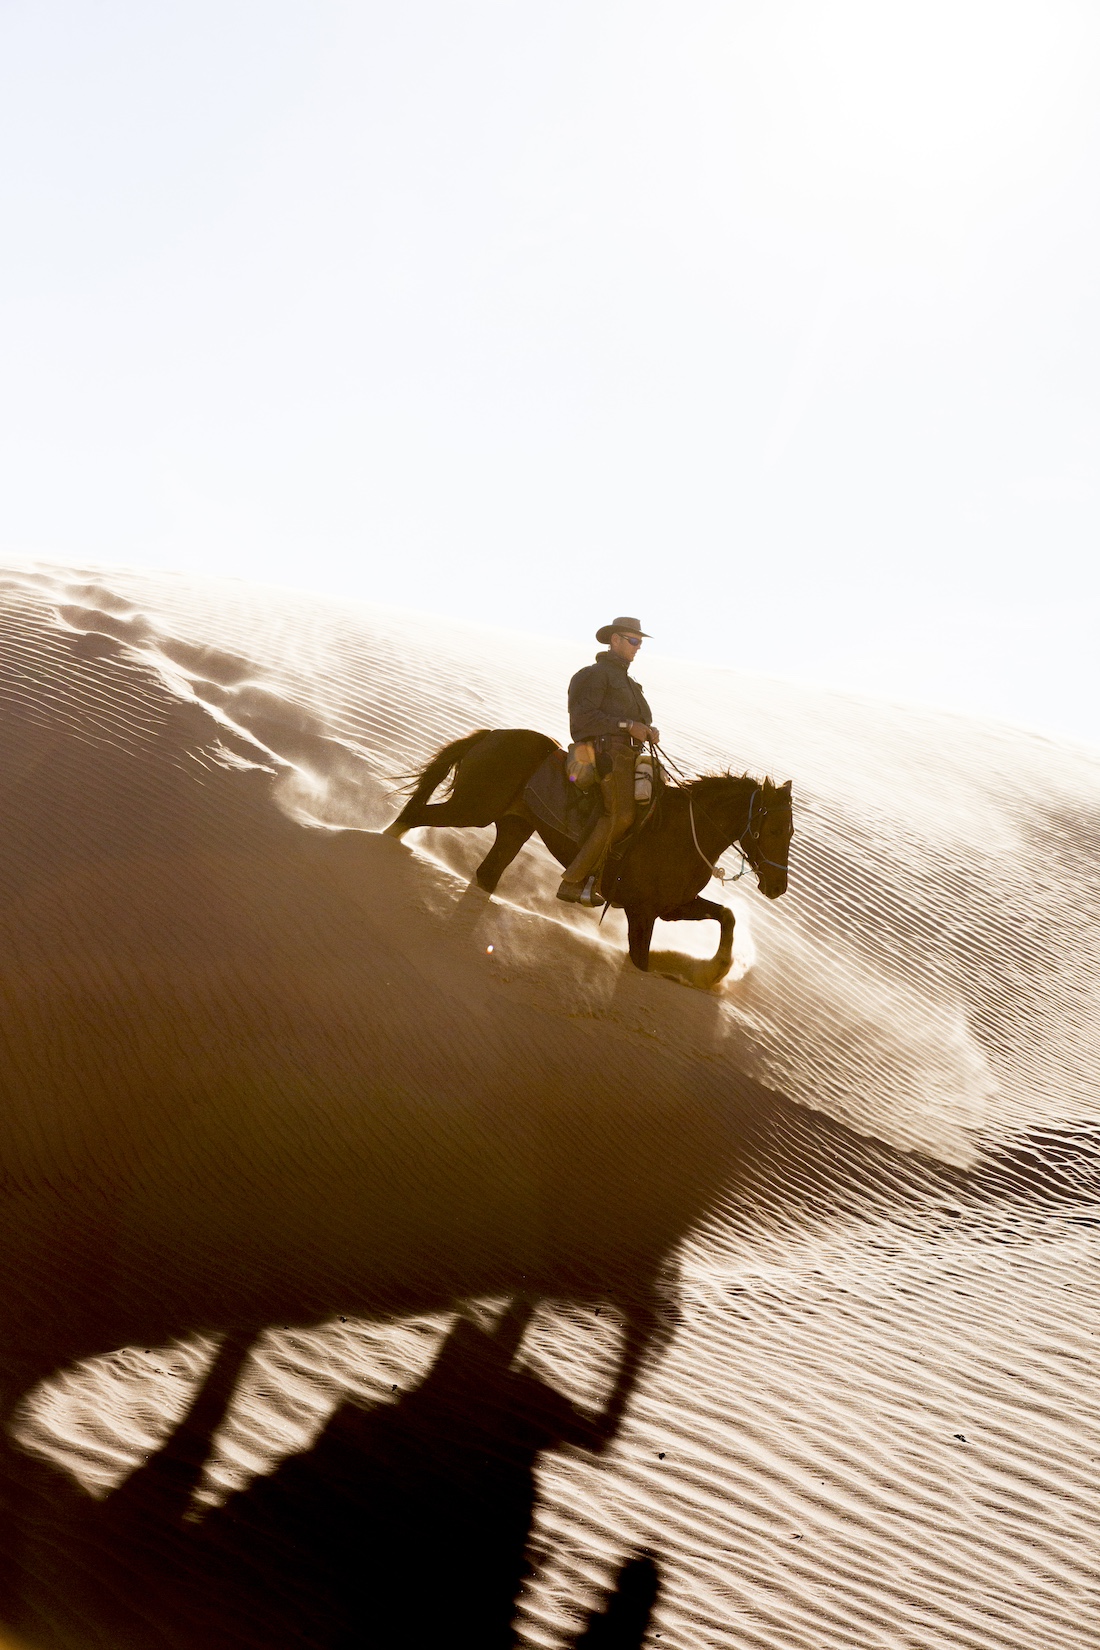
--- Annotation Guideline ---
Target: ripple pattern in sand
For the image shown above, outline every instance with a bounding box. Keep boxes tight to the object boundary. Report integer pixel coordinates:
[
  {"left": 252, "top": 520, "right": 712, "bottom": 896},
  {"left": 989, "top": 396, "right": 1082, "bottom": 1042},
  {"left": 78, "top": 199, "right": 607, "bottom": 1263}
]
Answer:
[{"left": 1, "top": 559, "right": 1098, "bottom": 1649}]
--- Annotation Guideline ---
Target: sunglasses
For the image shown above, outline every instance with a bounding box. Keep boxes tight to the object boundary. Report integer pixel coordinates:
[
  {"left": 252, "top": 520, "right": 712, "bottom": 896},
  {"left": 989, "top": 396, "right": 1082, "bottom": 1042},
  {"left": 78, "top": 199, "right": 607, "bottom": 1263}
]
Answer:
[{"left": 623, "top": 635, "right": 643, "bottom": 647}]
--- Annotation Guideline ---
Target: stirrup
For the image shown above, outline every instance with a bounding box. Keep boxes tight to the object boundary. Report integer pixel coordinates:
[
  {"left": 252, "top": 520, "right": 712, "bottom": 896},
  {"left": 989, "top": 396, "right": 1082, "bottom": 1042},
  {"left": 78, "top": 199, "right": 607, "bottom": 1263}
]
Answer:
[
  {"left": 578, "top": 875, "right": 605, "bottom": 909},
  {"left": 556, "top": 879, "right": 584, "bottom": 904}
]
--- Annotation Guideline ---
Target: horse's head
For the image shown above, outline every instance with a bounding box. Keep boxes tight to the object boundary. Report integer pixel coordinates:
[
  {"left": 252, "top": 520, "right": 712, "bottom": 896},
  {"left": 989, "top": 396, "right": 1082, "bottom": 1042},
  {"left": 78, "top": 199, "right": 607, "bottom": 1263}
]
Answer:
[{"left": 739, "top": 777, "right": 793, "bottom": 899}]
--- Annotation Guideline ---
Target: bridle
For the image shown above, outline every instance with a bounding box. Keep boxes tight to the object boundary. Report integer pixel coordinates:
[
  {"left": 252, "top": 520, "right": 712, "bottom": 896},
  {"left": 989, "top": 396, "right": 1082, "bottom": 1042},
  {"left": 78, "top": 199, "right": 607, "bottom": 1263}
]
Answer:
[
  {"left": 655, "top": 743, "right": 788, "bottom": 887},
  {"left": 687, "top": 783, "right": 788, "bottom": 885}
]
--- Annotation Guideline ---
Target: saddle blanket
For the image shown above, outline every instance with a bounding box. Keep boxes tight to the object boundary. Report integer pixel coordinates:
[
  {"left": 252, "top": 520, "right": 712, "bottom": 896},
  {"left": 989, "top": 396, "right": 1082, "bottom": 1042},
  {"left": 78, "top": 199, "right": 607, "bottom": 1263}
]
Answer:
[{"left": 523, "top": 749, "right": 600, "bottom": 844}]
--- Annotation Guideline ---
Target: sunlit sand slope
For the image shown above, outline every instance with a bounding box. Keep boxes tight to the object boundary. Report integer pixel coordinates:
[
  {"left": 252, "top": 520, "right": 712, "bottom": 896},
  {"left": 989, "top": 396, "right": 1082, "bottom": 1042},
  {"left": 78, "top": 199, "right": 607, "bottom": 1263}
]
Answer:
[{"left": 1, "top": 561, "right": 1098, "bottom": 1649}]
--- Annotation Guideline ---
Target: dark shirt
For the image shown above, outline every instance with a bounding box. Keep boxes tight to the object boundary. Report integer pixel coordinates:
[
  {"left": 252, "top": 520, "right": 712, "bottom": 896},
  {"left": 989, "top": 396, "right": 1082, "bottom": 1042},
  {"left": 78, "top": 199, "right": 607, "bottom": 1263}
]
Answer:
[{"left": 568, "top": 651, "right": 653, "bottom": 742}]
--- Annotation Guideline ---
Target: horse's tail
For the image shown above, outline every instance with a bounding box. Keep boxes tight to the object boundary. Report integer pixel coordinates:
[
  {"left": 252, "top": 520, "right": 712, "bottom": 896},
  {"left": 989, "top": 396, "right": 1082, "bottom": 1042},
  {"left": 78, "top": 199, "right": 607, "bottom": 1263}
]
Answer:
[{"left": 398, "top": 730, "right": 493, "bottom": 809}]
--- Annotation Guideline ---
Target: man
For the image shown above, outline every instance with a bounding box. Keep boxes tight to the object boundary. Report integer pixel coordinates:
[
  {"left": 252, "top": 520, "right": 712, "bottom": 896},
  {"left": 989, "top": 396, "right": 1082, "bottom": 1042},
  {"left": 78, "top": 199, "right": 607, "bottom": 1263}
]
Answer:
[{"left": 557, "top": 617, "right": 660, "bottom": 906}]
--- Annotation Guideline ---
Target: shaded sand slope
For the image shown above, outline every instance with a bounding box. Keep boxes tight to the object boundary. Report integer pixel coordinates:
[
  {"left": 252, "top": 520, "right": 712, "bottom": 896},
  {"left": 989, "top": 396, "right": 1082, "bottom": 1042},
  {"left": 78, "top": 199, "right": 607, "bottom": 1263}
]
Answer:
[
  {"left": 0, "top": 562, "right": 1098, "bottom": 1649},
  {"left": 0, "top": 580, "right": 756, "bottom": 1373}
]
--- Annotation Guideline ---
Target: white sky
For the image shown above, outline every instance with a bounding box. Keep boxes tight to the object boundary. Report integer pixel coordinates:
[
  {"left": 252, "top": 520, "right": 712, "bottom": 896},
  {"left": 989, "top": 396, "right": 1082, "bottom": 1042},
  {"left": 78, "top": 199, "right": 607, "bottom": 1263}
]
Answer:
[{"left": 2, "top": 1, "right": 1098, "bottom": 746}]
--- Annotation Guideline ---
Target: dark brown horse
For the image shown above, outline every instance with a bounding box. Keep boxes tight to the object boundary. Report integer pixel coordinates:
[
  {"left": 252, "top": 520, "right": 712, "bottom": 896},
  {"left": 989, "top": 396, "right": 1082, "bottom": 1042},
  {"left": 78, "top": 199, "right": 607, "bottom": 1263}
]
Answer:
[{"left": 385, "top": 730, "right": 793, "bottom": 983}]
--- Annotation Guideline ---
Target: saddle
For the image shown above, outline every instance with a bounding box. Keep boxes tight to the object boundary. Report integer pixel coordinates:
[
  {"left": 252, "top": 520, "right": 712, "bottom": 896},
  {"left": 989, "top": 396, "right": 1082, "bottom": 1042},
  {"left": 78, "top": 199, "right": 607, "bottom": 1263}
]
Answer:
[{"left": 523, "top": 747, "right": 663, "bottom": 849}]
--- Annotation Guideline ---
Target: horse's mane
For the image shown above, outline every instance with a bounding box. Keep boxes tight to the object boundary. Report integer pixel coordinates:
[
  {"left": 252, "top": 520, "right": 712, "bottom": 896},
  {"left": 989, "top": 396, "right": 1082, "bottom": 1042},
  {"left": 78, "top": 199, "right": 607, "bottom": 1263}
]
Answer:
[{"left": 679, "top": 770, "right": 765, "bottom": 793}]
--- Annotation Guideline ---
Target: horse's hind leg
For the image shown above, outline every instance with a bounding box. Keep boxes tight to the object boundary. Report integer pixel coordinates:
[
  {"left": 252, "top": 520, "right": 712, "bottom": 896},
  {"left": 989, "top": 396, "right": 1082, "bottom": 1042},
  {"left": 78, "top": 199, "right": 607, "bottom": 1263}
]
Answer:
[
  {"left": 475, "top": 811, "right": 535, "bottom": 894},
  {"left": 387, "top": 796, "right": 494, "bottom": 838}
]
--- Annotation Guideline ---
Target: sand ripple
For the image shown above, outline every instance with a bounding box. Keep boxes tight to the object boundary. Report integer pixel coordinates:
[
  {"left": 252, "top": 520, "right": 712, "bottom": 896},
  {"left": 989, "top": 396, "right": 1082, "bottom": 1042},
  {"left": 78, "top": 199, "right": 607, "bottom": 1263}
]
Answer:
[{"left": 1, "top": 561, "right": 1098, "bottom": 1649}]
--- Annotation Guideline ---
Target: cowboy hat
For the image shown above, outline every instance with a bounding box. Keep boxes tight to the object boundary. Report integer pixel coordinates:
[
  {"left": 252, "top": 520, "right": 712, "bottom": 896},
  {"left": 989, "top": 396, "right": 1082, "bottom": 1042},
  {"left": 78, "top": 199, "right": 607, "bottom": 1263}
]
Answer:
[{"left": 595, "top": 616, "right": 651, "bottom": 644}]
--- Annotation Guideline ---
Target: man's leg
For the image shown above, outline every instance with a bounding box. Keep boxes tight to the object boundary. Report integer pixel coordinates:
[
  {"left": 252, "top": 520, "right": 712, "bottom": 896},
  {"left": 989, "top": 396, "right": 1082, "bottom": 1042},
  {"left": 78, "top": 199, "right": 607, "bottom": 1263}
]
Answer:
[
  {"left": 558, "top": 751, "right": 636, "bottom": 900},
  {"left": 558, "top": 793, "right": 613, "bottom": 892},
  {"left": 605, "top": 749, "right": 638, "bottom": 846}
]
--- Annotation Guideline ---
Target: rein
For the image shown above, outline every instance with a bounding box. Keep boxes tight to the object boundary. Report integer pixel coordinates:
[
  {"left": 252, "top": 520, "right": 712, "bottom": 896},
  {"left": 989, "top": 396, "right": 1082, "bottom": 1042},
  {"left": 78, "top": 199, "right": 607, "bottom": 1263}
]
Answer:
[{"left": 688, "top": 791, "right": 751, "bottom": 884}]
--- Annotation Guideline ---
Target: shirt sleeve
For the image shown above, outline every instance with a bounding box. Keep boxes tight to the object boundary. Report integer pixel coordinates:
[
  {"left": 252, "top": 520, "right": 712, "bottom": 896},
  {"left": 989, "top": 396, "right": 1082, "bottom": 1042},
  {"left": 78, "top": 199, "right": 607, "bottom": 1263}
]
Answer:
[{"left": 569, "top": 666, "right": 624, "bottom": 740}]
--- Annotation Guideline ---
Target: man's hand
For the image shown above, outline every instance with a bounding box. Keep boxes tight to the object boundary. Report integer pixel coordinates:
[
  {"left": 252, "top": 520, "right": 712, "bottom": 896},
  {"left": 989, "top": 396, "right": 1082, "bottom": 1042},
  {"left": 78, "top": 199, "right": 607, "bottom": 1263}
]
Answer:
[
  {"left": 648, "top": 727, "right": 660, "bottom": 745},
  {"left": 629, "top": 721, "right": 650, "bottom": 742}
]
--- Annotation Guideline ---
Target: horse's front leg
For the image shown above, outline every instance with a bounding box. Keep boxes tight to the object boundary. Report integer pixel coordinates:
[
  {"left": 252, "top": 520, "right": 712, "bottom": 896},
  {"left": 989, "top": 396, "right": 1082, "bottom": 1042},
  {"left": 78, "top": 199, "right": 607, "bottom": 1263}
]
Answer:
[
  {"left": 662, "top": 896, "right": 736, "bottom": 986},
  {"left": 587, "top": 1281, "right": 676, "bottom": 1452},
  {"left": 625, "top": 907, "right": 657, "bottom": 971}
]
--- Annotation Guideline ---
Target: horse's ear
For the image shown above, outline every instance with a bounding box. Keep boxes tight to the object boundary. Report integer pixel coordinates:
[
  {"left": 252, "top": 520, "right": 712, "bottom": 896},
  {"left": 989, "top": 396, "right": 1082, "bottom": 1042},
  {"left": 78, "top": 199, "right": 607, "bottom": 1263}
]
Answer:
[{"left": 779, "top": 779, "right": 792, "bottom": 795}]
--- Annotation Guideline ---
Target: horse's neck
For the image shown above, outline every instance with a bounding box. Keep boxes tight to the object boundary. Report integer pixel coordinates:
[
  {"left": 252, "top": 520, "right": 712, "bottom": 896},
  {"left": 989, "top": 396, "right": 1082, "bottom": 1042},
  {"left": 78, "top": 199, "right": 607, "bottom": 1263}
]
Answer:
[{"left": 692, "top": 779, "right": 755, "bottom": 853}]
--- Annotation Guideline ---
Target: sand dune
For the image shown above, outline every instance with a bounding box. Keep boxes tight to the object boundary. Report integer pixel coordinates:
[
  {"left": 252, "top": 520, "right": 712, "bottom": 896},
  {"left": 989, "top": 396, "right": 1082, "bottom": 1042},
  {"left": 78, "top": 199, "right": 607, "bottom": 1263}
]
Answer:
[{"left": 0, "top": 561, "right": 1098, "bottom": 1648}]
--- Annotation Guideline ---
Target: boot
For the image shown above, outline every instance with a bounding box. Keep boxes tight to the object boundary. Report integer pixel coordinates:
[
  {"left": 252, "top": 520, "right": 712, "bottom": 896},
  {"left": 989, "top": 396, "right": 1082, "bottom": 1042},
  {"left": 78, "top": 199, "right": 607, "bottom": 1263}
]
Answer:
[
  {"left": 556, "top": 874, "right": 605, "bottom": 910},
  {"left": 559, "top": 812, "right": 612, "bottom": 889}
]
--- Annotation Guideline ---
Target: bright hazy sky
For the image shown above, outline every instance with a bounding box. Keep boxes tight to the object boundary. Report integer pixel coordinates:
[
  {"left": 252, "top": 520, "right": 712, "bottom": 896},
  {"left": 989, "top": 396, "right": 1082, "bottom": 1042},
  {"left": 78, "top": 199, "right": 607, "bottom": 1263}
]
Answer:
[{"left": 2, "top": 2, "right": 1098, "bottom": 746}]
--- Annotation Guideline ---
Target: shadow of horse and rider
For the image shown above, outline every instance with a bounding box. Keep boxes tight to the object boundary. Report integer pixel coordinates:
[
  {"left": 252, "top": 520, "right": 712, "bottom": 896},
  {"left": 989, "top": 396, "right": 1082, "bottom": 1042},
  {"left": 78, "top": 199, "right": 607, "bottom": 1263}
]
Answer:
[
  {"left": 0, "top": 1302, "right": 660, "bottom": 1650},
  {"left": 385, "top": 729, "right": 794, "bottom": 987},
  {"left": 3, "top": 1095, "right": 1093, "bottom": 1650}
]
